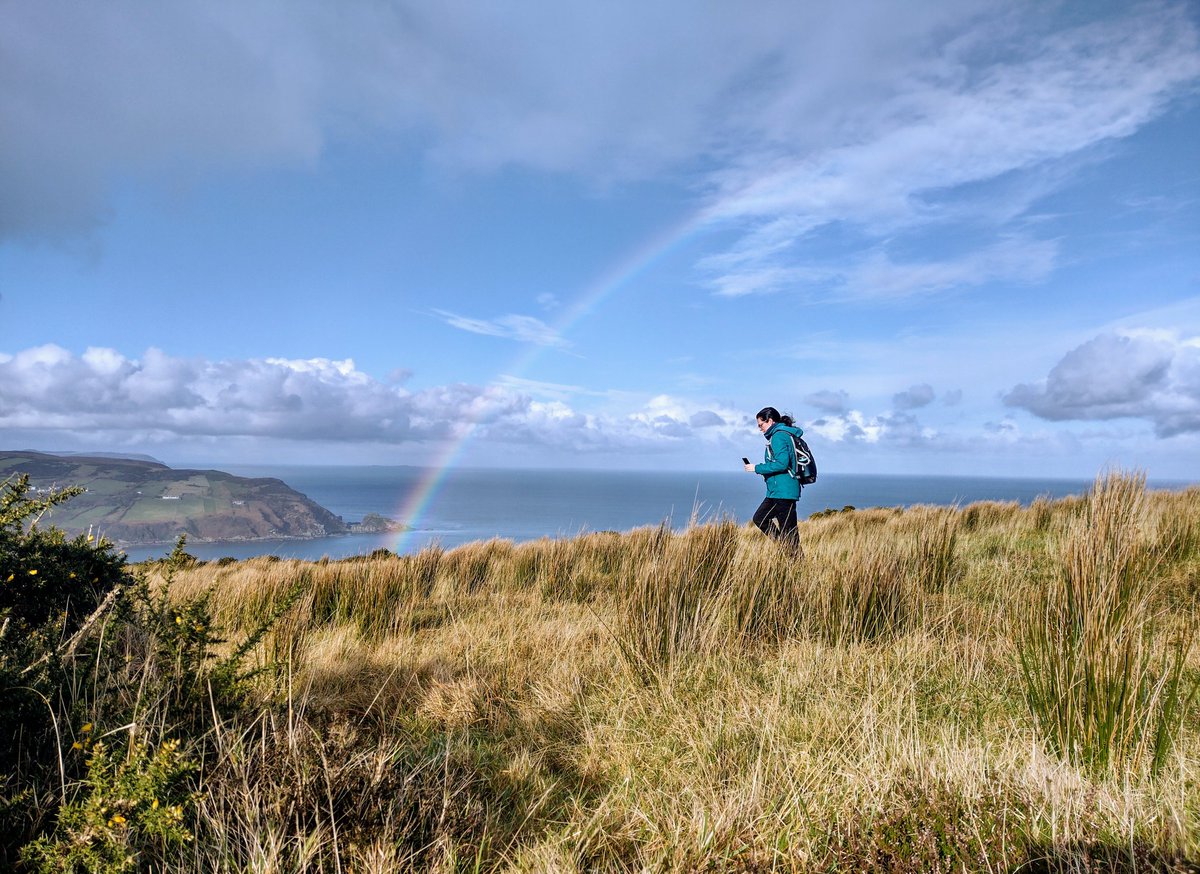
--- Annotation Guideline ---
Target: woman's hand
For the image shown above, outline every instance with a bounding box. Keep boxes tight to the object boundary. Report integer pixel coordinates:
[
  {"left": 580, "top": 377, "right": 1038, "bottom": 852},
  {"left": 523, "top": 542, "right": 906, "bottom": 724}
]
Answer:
[{"left": 744, "top": 462, "right": 756, "bottom": 473}]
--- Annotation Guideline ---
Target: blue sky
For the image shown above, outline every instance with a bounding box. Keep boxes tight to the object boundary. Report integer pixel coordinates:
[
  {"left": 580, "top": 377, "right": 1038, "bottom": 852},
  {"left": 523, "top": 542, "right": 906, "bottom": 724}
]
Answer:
[{"left": 1, "top": 0, "right": 1199, "bottom": 479}]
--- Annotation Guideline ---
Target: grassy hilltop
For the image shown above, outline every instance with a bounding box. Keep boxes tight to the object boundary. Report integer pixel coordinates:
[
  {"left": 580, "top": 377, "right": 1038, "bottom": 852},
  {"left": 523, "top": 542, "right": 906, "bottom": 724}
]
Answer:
[{"left": 2, "top": 472, "right": 1198, "bottom": 871}]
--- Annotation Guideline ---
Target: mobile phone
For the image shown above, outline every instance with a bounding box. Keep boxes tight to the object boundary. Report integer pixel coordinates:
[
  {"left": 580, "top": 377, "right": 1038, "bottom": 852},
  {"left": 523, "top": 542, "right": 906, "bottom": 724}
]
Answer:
[{"left": 741, "top": 457, "right": 751, "bottom": 465}]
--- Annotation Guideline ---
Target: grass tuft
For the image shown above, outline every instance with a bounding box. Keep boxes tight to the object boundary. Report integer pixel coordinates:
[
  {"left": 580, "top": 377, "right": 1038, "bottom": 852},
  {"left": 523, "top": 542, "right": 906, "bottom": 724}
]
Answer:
[{"left": 1017, "top": 471, "right": 1198, "bottom": 777}]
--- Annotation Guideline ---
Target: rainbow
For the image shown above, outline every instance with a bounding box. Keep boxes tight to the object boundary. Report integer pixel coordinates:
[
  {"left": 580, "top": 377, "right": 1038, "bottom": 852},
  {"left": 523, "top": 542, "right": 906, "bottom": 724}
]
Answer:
[{"left": 390, "top": 208, "right": 713, "bottom": 552}]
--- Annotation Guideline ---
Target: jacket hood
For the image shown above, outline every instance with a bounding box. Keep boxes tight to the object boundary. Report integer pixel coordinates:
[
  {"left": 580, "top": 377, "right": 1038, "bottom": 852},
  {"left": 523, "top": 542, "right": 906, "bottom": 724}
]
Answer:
[{"left": 764, "top": 422, "right": 803, "bottom": 440}]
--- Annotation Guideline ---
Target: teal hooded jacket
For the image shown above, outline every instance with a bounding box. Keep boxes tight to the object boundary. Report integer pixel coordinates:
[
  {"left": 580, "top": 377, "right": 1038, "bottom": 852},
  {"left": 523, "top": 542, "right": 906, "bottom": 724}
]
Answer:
[{"left": 754, "top": 422, "right": 804, "bottom": 500}]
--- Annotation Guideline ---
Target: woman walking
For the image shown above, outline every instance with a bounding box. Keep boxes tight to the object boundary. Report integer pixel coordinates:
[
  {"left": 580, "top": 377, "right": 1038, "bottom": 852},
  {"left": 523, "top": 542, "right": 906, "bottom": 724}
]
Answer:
[{"left": 743, "top": 406, "right": 803, "bottom": 548}]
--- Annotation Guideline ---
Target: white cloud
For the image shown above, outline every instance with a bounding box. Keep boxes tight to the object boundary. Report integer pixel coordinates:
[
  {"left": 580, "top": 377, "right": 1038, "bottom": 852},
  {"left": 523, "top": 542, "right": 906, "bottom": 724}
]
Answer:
[
  {"left": 432, "top": 310, "right": 568, "bottom": 347},
  {"left": 0, "top": 346, "right": 754, "bottom": 455},
  {"left": 0, "top": 0, "right": 980, "bottom": 241},
  {"left": 804, "top": 405, "right": 1101, "bottom": 469},
  {"left": 807, "top": 409, "right": 948, "bottom": 449},
  {"left": 850, "top": 239, "right": 1059, "bottom": 299},
  {"left": 893, "top": 384, "right": 936, "bottom": 411},
  {"left": 707, "top": 236, "right": 1061, "bottom": 298},
  {"left": 701, "top": 4, "right": 1199, "bottom": 297},
  {"left": 808, "top": 411, "right": 885, "bottom": 444},
  {"left": 804, "top": 390, "right": 851, "bottom": 414},
  {"left": 3, "top": 344, "right": 1192, "bottom": 475},
  {"left": 494, "top": 375, "right": 587, "bottom": 401},
  {"left": 689, "top": 410, "right": 726, "bottom": 428},
  {"left": 711, "top": 6, "right": 1199, "bottom": 225},
  {"left": 0, "top": 345, "right": 411, "bottom": 440},
  {"left": 1004, "top": 331, "right": 1200, "bottom": 436},
  {"left": 623, "top": 395, "right": 750, "bottom": 444},
  {"left": 9, "top": 0, "right": 1194, "bottom": 259}
]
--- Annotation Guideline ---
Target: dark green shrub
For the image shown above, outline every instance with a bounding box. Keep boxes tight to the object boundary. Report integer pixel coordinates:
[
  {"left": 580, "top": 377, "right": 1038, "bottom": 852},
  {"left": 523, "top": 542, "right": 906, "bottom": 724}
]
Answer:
[
  {"left": 0, "top": 479, "right": 302, "bottom": 868},
  {"left": 0, "top": 476, "right": 130, "bottom": 857},
  {"left": 0, "top": 476, "right": 127, "bottom": 636},
  {"left": 110, "top": 537, "right": 304, "bottom": 736},
  {"left": 20, "top": 738, "right": 197, "bottom": 874}
]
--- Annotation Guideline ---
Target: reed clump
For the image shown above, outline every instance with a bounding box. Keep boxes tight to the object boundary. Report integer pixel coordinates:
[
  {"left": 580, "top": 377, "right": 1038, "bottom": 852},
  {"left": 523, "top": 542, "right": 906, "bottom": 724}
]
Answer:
[
  {"left": 803, "top": 539, "right": 914, "bottom": 644},
  {"left": 9, "top": 472, "right": 1199, "bottom": 871},
  {"left": 908, "top": 507, "right": 961, "bottom": 594},
  {"left": 1017, "top": 471, "right": 1198, "bottom": 777},
  {"left": 615, "top": 519, "right": 742, "bottom": 678}
]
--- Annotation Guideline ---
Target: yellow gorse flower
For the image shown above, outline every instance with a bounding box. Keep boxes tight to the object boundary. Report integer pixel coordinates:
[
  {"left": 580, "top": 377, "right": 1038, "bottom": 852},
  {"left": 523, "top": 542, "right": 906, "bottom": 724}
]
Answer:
[{"left": 28, "top": 569, "right": 37, "bottom": 576}]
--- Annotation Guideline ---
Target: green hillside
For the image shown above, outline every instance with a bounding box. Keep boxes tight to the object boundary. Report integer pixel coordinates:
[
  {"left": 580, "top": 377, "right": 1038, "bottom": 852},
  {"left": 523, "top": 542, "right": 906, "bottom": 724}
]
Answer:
[{"left": 0, "top": 450, "right": 348, "bottom": 545}]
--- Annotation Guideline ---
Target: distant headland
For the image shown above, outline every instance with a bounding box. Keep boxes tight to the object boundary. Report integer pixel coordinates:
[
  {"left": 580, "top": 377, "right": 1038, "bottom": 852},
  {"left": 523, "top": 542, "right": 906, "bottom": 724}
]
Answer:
[{"left": 0, "top": 450, "right": 405, "bottom": 546}]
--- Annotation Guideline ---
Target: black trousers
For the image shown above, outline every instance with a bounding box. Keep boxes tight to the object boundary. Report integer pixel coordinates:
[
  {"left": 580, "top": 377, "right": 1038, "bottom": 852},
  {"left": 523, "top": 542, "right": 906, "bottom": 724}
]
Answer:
[{"left": 752, "top": 498, "right": 798, "bottom": 544}]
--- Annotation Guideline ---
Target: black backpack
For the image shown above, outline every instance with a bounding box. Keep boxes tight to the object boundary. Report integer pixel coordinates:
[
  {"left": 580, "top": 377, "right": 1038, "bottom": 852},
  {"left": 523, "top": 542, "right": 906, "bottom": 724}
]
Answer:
[
  {"left": 788, "top": 433, "right": 818, "bottom": 485},
  {"left": 767, "top": 430, "right": 818, "bottom": 485}
]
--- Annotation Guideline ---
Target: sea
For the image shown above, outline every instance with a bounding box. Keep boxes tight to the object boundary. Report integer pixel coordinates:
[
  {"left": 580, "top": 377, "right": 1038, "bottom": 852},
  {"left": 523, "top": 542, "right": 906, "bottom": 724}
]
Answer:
[{"left": 118, "top": 467, "right": 1194, "bottom": 564}]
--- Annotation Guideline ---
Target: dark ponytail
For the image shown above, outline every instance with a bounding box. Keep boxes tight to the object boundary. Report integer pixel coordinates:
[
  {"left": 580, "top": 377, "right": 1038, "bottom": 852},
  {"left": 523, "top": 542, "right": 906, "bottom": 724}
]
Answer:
[{"left": 756, "top": 406, "right": 795, "bottom": 427}]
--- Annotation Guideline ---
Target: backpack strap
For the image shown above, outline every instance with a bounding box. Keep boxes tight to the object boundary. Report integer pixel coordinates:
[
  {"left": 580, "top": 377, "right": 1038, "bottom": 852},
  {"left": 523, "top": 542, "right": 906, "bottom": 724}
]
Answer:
[{"left": 787, "top": 432, "right": 806, "bottom": 479}]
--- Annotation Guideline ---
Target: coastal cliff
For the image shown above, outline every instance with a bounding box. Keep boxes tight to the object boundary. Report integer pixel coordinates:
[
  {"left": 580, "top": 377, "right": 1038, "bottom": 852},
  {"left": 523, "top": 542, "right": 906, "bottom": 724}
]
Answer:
[{"left": 0, "top": 451, "right": 350, "bottom": 545}]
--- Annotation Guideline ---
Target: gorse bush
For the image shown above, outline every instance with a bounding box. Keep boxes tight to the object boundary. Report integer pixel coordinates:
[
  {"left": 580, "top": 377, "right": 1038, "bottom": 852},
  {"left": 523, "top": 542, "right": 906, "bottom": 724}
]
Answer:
[
  {"left": 0, "top": 475, "right": 127, "bottom": 654},
  {"left": 0, "top": 479, "right": 301, "bottom": 870},
  {"left": 110, "top": 538, "right": 304, "bottom": 735},
  {"left": 0, "top": 476, "right": 129, "bottom": 856},
  {"left": 20, "top": 738, "right": 197, "bottom": 874}
]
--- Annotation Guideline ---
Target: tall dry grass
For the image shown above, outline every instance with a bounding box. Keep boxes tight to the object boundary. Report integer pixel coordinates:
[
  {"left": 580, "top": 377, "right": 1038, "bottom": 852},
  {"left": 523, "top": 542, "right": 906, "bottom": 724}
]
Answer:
[
  {"left": 1017, "top": 472, "right": 1198, "bottom": 776},
  {"left": 125, "top": 477, "right": 1200, "bottom": 872},
  {"left": 614, "top": 519, "right": 742, "bottom": 678}
]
